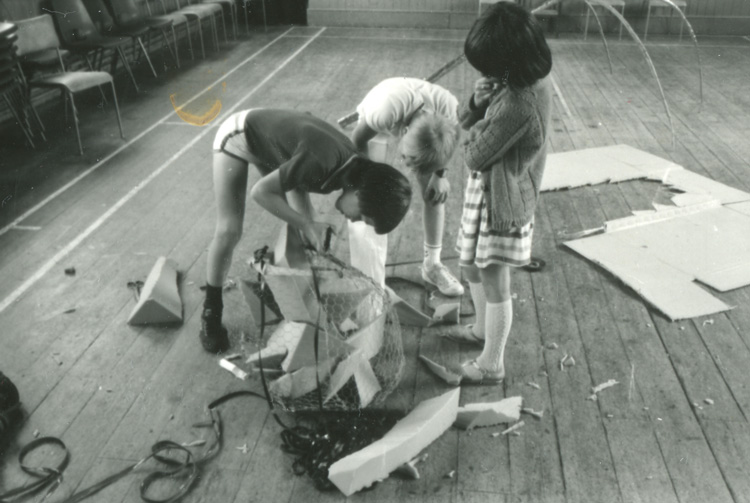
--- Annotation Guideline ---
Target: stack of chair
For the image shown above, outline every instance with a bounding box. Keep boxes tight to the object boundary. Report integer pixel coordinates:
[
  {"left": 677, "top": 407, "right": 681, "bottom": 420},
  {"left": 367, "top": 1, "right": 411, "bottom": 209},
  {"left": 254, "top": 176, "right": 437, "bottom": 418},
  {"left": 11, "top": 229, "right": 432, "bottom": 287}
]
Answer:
[
  {"left": 0, "top": 21, "right": 43, "bottom": 148},
  {"left": 15, "top": 14, "right": 124, "bottom": 155}
]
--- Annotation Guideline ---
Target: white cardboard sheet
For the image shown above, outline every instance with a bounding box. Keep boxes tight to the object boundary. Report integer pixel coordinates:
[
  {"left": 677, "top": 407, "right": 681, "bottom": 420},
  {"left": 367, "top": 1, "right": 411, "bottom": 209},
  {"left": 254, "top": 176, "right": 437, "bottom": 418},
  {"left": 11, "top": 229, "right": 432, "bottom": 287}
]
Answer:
[
  {"left": 541, "top": 144, "right": 682, "bottom": 191},
  {"left": 556, "top": 145, "right": 750, "bottom": 320}
]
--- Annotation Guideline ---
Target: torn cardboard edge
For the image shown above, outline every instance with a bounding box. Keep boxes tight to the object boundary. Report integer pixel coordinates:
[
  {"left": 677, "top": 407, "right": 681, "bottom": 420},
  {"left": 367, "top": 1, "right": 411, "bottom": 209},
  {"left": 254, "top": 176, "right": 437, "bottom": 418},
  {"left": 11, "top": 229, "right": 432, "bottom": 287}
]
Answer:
[
  {"left": 328, "top": 388, "right": 460, "bottom": 496},
  {"left": 418, "top": 355, "right": 461, "bottom": 386}
]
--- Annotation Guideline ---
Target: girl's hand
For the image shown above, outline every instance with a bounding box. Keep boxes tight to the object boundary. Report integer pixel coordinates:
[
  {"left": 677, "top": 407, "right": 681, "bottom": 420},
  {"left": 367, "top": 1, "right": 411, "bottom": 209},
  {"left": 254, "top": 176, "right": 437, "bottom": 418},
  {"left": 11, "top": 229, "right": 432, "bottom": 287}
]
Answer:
[{"left": 473, "top": 77, "right": 501, "bottom": 108}]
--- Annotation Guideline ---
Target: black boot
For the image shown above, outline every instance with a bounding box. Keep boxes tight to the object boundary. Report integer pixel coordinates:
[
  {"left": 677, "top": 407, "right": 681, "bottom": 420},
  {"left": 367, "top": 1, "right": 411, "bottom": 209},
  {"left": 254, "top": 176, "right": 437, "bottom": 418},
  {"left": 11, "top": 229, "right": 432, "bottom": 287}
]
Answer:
[
  {"left": 0, "top": 371, "right": 21, "bottom": 441},
  {"left": 199, "top": 307, "right": 229, "bottom": 354}
]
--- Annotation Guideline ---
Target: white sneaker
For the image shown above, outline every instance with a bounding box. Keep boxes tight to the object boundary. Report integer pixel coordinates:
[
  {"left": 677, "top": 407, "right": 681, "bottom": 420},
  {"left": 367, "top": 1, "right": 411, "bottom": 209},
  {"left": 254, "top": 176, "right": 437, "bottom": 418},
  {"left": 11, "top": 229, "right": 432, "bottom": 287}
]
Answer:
[{"left": 422, "top": 263, "right": 465, "bottom": 297}]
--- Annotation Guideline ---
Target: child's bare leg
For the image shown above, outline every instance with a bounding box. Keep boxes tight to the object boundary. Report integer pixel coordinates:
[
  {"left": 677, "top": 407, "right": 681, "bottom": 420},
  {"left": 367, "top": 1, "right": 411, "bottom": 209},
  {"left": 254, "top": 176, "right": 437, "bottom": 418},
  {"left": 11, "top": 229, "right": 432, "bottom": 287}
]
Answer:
[
  {"left": 475, "top": 263, "right": 512, "bottom": 374},
  {"left": 460, "top": 263, "right": 486, "bottom": 340},
  {"left": 417, "top": 172, "right": 463, "bottom": 296},
  {"left": 202, "top": 153, "right": 249, "bottom": 353}
]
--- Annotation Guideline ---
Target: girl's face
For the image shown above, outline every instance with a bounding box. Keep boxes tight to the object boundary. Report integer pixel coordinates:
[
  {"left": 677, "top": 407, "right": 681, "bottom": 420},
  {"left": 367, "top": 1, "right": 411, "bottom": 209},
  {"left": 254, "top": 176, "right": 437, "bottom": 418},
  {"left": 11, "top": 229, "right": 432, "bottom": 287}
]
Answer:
[{"left": 335, "top": 190, "right": 375, "bottom": 227}]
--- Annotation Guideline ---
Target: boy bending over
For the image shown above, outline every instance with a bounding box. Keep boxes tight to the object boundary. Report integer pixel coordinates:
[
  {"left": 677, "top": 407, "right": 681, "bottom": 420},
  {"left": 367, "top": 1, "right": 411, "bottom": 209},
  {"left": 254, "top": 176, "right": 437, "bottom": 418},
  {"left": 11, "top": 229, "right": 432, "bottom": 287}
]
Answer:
[
  {"left": 352, "top": 78, "right": 462, "bottom": 296},
  {"left": 202, "top": 108, "right": 412, "bottom": 353}
]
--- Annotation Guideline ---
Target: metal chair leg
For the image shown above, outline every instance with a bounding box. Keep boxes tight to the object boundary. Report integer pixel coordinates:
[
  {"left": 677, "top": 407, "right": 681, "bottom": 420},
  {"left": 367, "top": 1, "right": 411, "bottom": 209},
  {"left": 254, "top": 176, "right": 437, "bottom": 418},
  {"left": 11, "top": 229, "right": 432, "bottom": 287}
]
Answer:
[
  {"left": 137, "top": 36, "right": 158, "bottom": 77},
  {"left": 110, "top": 81, "right": 124, "bottom": 139},
  {"left": 67, "top": 91, "right": 84, "bottom": 155}
]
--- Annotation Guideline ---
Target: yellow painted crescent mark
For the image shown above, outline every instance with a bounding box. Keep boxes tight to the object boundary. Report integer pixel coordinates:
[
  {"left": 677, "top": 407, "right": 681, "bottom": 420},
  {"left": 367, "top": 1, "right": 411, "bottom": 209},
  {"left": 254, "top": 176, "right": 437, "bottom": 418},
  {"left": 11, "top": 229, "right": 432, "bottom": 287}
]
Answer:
[{"left": 170, "top": 93, "right": 222, "bottom": 126}]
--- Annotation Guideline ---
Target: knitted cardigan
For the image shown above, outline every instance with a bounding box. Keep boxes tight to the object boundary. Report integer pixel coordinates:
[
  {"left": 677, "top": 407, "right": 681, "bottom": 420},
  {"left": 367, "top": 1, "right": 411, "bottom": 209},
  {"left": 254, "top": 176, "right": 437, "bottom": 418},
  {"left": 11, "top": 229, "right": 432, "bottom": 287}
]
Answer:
[{"left": 459, "top": 76, "right": 552, "bottom": 231}]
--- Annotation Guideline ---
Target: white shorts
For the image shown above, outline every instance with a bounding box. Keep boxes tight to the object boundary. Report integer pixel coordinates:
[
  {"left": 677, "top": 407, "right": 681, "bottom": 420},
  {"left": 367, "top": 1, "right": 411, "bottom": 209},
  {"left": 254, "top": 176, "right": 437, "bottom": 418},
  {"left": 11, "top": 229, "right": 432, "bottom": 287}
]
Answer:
[{"left": 212, "top": 109, "right": 255, "bottom": 162}]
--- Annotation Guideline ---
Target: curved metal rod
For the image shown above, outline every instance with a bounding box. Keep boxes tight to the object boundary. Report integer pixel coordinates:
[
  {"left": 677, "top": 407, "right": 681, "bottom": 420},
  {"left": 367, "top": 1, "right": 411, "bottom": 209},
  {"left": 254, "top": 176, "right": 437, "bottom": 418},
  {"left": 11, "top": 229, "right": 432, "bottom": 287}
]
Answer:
[
  {"left": 651, "top": 0, "right": 703, "bottom": 103},
  {"left": 587, "top": 0, "right": 676, "bottom": 149},
  {"left": 584, "top": 0, "right": 614, "bottom": 74}
]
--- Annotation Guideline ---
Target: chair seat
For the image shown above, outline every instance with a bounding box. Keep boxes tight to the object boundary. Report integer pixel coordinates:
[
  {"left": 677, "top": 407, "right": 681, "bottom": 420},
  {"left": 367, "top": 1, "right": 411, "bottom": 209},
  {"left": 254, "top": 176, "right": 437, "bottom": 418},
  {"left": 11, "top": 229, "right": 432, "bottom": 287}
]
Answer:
[
  {"left": 182, "top": 3, "right": 222, "bottom": 15},
  {"left": 649, "top": 0, "right": 687, "bottom": 6},
  {"left": 155, "top": 12, "right": 189, "bottom": 26},
  {"left": 20, "top": 48, "right": 70, "bottom": 67},
  {"left": 31, "top": 71, "right": 113, "bottom": 93}
]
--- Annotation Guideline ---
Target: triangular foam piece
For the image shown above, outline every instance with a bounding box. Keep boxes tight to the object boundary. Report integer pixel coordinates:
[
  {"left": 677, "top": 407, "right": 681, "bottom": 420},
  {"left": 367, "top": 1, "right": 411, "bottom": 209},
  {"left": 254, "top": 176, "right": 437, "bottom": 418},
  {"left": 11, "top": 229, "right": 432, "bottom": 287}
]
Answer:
[{"left": 127, "top": 257, "right": 182, "bottom": 325}]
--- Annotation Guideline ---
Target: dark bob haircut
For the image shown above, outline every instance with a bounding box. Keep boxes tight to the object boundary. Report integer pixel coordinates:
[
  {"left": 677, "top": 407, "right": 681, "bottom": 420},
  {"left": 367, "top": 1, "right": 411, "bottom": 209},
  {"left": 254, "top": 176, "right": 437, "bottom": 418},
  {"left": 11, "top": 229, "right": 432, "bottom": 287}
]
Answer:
[
  {"left": 343, "top": 157, "right": 412, "bottom": 234},
  {"left": 464, "top": 2, "right": 552, "bottom": 90}
]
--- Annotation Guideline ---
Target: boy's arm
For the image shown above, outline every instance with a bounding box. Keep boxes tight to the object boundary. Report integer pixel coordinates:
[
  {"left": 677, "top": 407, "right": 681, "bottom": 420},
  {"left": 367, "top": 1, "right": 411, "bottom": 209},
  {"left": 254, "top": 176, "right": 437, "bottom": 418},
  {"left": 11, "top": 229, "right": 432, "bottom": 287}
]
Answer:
[
  {"left": 250, "top": 171, "right": 327, "bottom": 250},
  {"left": 351, "top": 121, "right": 379, "bottom": 155}
]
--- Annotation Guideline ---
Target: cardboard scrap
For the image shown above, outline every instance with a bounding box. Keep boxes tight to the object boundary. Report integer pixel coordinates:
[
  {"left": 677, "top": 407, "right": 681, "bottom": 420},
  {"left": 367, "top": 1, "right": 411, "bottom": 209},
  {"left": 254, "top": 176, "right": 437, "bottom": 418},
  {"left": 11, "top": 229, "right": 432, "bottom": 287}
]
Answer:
[
  {"left": 418, "top": 355, "right": 461, "bottom": 386},
  {"left": 385, "top": 286, "right": 433, "bottom": 327},
  {"left": 245, "top": 346, "right": 288, "bottom": 368},
  {"left": 262, "top": 265, "right": 321, "bottom": 324},
  {"left": 127, "top": 257, "right": 182, "bottom": 325},
  {"left": 432, "top": 303, "right": 460, "bottom": 324},
  {"left": 219, "top": 359, "right": 249, "bottom": 380},
  {"left": 328, "top": 388, "right": 460, "bottom": 496},
  {"left": 454, "top": 396, "right": 523, "bottom": 430},
  {"left": 279, "top": 322, "right": 350, "bottom": 373},
  {"left": 588, "top": 379, "right": 620, "bottom": 401},
  {"left": 269, "top": 358, "right": 337, "bottom": 399},
  {"left": 274, "top": 223, "right": 309, "bottom": 270},
  {"left": 501, "top": 421, "right": 525, "bottom": 436},
  {"left": 345, "top": 315, "right": 385, "bottom": 359},
  {"left": 325, "top": 350, "right": 382, "bottom": 408}
]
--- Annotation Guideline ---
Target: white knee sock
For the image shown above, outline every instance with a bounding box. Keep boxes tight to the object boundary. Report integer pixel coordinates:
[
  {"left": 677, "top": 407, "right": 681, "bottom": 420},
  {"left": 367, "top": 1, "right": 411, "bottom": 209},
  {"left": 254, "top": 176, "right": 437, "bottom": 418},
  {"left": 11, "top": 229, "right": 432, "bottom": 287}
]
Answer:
[
  {"left": 468, "top": 281, "right": 486, "bottom": 339},
  {"left": 423, "top": 243, "right": 442, "bottom": 269},
  {"left": 476, "top": 300, "right": 512, "bottom": 374}
]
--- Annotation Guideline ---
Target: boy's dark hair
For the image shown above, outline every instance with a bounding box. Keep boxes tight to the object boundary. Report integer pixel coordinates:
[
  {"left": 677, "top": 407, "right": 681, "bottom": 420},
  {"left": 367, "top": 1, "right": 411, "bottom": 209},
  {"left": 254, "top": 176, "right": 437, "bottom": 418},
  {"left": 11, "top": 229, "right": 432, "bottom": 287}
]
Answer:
[
  {"left": 464, "top": 2, "right": 552, "bottom": 90},
  {"left": 343, "top": 157, "right": 412, "bottom": 234}
]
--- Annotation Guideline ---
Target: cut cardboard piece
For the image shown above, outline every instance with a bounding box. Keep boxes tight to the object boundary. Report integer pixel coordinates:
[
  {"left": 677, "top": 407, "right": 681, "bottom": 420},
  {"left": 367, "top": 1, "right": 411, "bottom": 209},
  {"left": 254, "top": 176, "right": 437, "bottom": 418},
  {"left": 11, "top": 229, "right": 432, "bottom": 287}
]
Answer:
[
  {"left": 316, "top": 278, "right": 374, "bottom": 325},
  {"left": 348, "top": 220, "right": 388, "bottom": 287},
  {"left": 328, "top": 388, "right": 460, "bottom": 496},
  {"left": 264, "top": 320, "right": 349, "bottom": 373},
  {"left": 262, "top": 265, "right": 321, "bottom": 324},
  {"left": 541, "top": 144, "right": 680, "bottom": 192},
  {"left": 345, "top": 315, "right": 385, "bottom": 359},
  {"left": 385, "top": 286, "right": 433, "bottom": 327},
  {"left": 650, "top": 168, "right": 750, "bottom": 205},
  {"left": 454, "top": 397, "right": 523, "bottom": 430},
  {"left": 219, "top": 358, "right": 249, "bottom": 380},
  {"left": 418, "top": 355, "right": 461, "bottom": 386},
  {"left": 566, "top": 229, "right": 731, "bottom": 320},
  {"left": 245, "top": 346, "right": 288, "bottom": 368},
  {"left": 239, "top": 279, "right": 281, "bottom": 327},
  {"left": 274, "top": 223, "right": 309, "bottom": 270},
  {"left": 325, "top": 349, "right": 382, "bottom": 408},
  {"left": 432, "top": 303, "right": 460, "bottom": 324},
  {"left": 127, "top": 257, "right": 182, "bottom": 325},
  {"left": 269, "top": 358, "right": 337, "bottom": 399}
]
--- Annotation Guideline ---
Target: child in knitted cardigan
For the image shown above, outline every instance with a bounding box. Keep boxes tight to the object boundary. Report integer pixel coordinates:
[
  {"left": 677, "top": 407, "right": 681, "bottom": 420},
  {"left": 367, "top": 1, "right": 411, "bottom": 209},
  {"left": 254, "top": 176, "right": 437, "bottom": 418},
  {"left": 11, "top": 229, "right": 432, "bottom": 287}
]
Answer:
[{"left": 451, "top": 2, "right": 553, "bottom": 384}]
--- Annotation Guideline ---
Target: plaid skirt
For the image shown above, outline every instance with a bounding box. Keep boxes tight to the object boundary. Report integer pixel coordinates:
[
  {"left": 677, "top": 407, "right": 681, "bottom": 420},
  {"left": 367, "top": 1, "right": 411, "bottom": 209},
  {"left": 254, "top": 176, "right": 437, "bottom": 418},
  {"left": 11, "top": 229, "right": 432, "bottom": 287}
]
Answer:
[{"left": 455, "top": 172, "right": 534, "bottom": 268}]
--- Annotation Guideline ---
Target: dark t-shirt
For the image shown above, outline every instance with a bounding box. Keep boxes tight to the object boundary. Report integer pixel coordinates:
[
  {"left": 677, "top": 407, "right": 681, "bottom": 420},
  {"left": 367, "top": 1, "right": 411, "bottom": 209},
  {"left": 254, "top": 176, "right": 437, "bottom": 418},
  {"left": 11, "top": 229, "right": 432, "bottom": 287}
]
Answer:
[{"left": 244, "top": 109, "right": 358, "bottom": 193}]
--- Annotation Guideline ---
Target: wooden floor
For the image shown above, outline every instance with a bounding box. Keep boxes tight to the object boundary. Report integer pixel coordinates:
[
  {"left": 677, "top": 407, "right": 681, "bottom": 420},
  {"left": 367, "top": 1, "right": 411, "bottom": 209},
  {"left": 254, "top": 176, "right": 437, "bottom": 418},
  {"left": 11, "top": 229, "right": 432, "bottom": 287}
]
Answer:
[{"left": 2, "top": 25, "right": 750, "bottom": 503}]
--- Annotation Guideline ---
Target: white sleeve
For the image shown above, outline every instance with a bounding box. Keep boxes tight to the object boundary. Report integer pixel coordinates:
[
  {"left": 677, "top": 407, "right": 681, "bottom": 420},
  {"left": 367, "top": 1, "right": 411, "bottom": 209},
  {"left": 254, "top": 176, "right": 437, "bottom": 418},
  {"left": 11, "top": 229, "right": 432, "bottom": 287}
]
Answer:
[{"left": 356, "top": 79, "right": 422, "bottom": 135}]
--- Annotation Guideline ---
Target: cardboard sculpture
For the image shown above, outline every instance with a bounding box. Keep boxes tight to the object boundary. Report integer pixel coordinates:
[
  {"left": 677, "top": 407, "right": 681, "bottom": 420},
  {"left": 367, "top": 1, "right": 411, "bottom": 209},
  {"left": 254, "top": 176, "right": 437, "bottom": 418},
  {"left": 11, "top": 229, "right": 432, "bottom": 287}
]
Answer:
[
  {"left": 418, "top": 355, "right": 461, "bottom": 386},
  {"left": 127, "top": 257, "right": 182, "bottom": 325},
  {"left": 246, "top": 226, "right": 405, "bottom": 411},
  {"left": 239, "top": 279, "right": 281, "bottom": 327},
  {"left": 454, "top": 397, "right": 523, "bottom": 430},
  {"left": 245, "top": 346, "right": 288, "bottom": 368},
  {"left": 328, "top": 388, "right": 460, "bottom": 496}
]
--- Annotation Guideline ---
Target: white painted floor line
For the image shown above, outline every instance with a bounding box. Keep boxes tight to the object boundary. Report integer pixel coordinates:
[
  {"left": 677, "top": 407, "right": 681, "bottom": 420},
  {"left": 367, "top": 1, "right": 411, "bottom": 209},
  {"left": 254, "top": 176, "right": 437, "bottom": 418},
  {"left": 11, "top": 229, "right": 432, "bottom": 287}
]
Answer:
[
  {"left": 0, "top": 28, "right": 326, "bottom": 315},
  {"left": 551, "top": 74, "right": 572, "bottom": 119},
  {"left": 10, "top": 225, "right": 42, "bottom": 231},
  {"left": 0, "top": 27, "right": 296, "bottom": 239}
]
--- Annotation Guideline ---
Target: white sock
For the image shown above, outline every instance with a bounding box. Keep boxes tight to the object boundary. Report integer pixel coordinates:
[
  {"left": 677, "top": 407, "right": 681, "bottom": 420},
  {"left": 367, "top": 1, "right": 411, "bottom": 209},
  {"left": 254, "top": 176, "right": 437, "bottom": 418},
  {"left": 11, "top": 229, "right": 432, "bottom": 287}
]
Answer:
[
  {"left": 468, "top": 281, "right": 486, "bottom": 339},
  {"left": 476, "top": 300, "right": 512, "bottom": 374},
  {"left": 423, "top": 243, "right": 442, "bottom": 269}
]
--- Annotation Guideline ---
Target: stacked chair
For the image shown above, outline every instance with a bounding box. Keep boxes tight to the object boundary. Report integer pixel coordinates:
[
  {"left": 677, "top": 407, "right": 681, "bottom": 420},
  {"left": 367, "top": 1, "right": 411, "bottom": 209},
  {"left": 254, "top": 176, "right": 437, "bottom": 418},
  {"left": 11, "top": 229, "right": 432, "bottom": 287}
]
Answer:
[
  {"left": 0, "top": 21, "right": 43, "bottom": 148},
  {"left": 4, "top": 0, "right": 274, "bottom": 154},
  {"left": 15, "top": 14, "right": 124, "bottom": 155}
]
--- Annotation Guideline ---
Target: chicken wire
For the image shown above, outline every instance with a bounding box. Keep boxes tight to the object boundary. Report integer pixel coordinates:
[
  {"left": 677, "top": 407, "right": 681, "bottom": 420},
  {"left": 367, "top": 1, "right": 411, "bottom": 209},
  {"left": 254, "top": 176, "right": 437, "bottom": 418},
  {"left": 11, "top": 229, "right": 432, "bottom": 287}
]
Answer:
[{"left": 252, "top": 252, "right": 404, "bottom": 412}]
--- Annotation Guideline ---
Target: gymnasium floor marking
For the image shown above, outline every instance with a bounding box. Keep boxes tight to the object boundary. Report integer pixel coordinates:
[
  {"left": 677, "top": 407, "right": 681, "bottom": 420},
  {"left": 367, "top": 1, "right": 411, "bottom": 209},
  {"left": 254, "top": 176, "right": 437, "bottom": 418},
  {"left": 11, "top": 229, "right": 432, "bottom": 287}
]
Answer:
[
  {"left": 0, "top": 28, "right": 326, "bottom": 315},
  {"left": 551, "top": 74, "right": 572, "bottom": 118},
  {"left": 0, "top": 27, "right": 296, "bottom": 239}
]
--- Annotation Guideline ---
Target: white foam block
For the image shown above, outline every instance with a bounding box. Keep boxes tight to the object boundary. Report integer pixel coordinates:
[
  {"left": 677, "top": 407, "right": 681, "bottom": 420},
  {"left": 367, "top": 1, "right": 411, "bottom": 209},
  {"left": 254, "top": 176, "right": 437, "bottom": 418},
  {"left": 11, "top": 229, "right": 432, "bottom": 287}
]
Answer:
[
  {"left": 328, "top": 388, "right": 460, "bottom": 496},
  {"left": 269, "top": 358, "right": 336, "bottom": 399}
]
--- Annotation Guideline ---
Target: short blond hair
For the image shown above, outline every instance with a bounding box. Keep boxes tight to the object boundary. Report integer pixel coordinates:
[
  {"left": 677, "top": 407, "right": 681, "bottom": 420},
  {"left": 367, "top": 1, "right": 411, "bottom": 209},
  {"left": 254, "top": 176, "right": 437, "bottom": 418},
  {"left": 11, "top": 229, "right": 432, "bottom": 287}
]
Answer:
[{"left": 399, "top": 114, "right": 460, "bottom": 176}]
